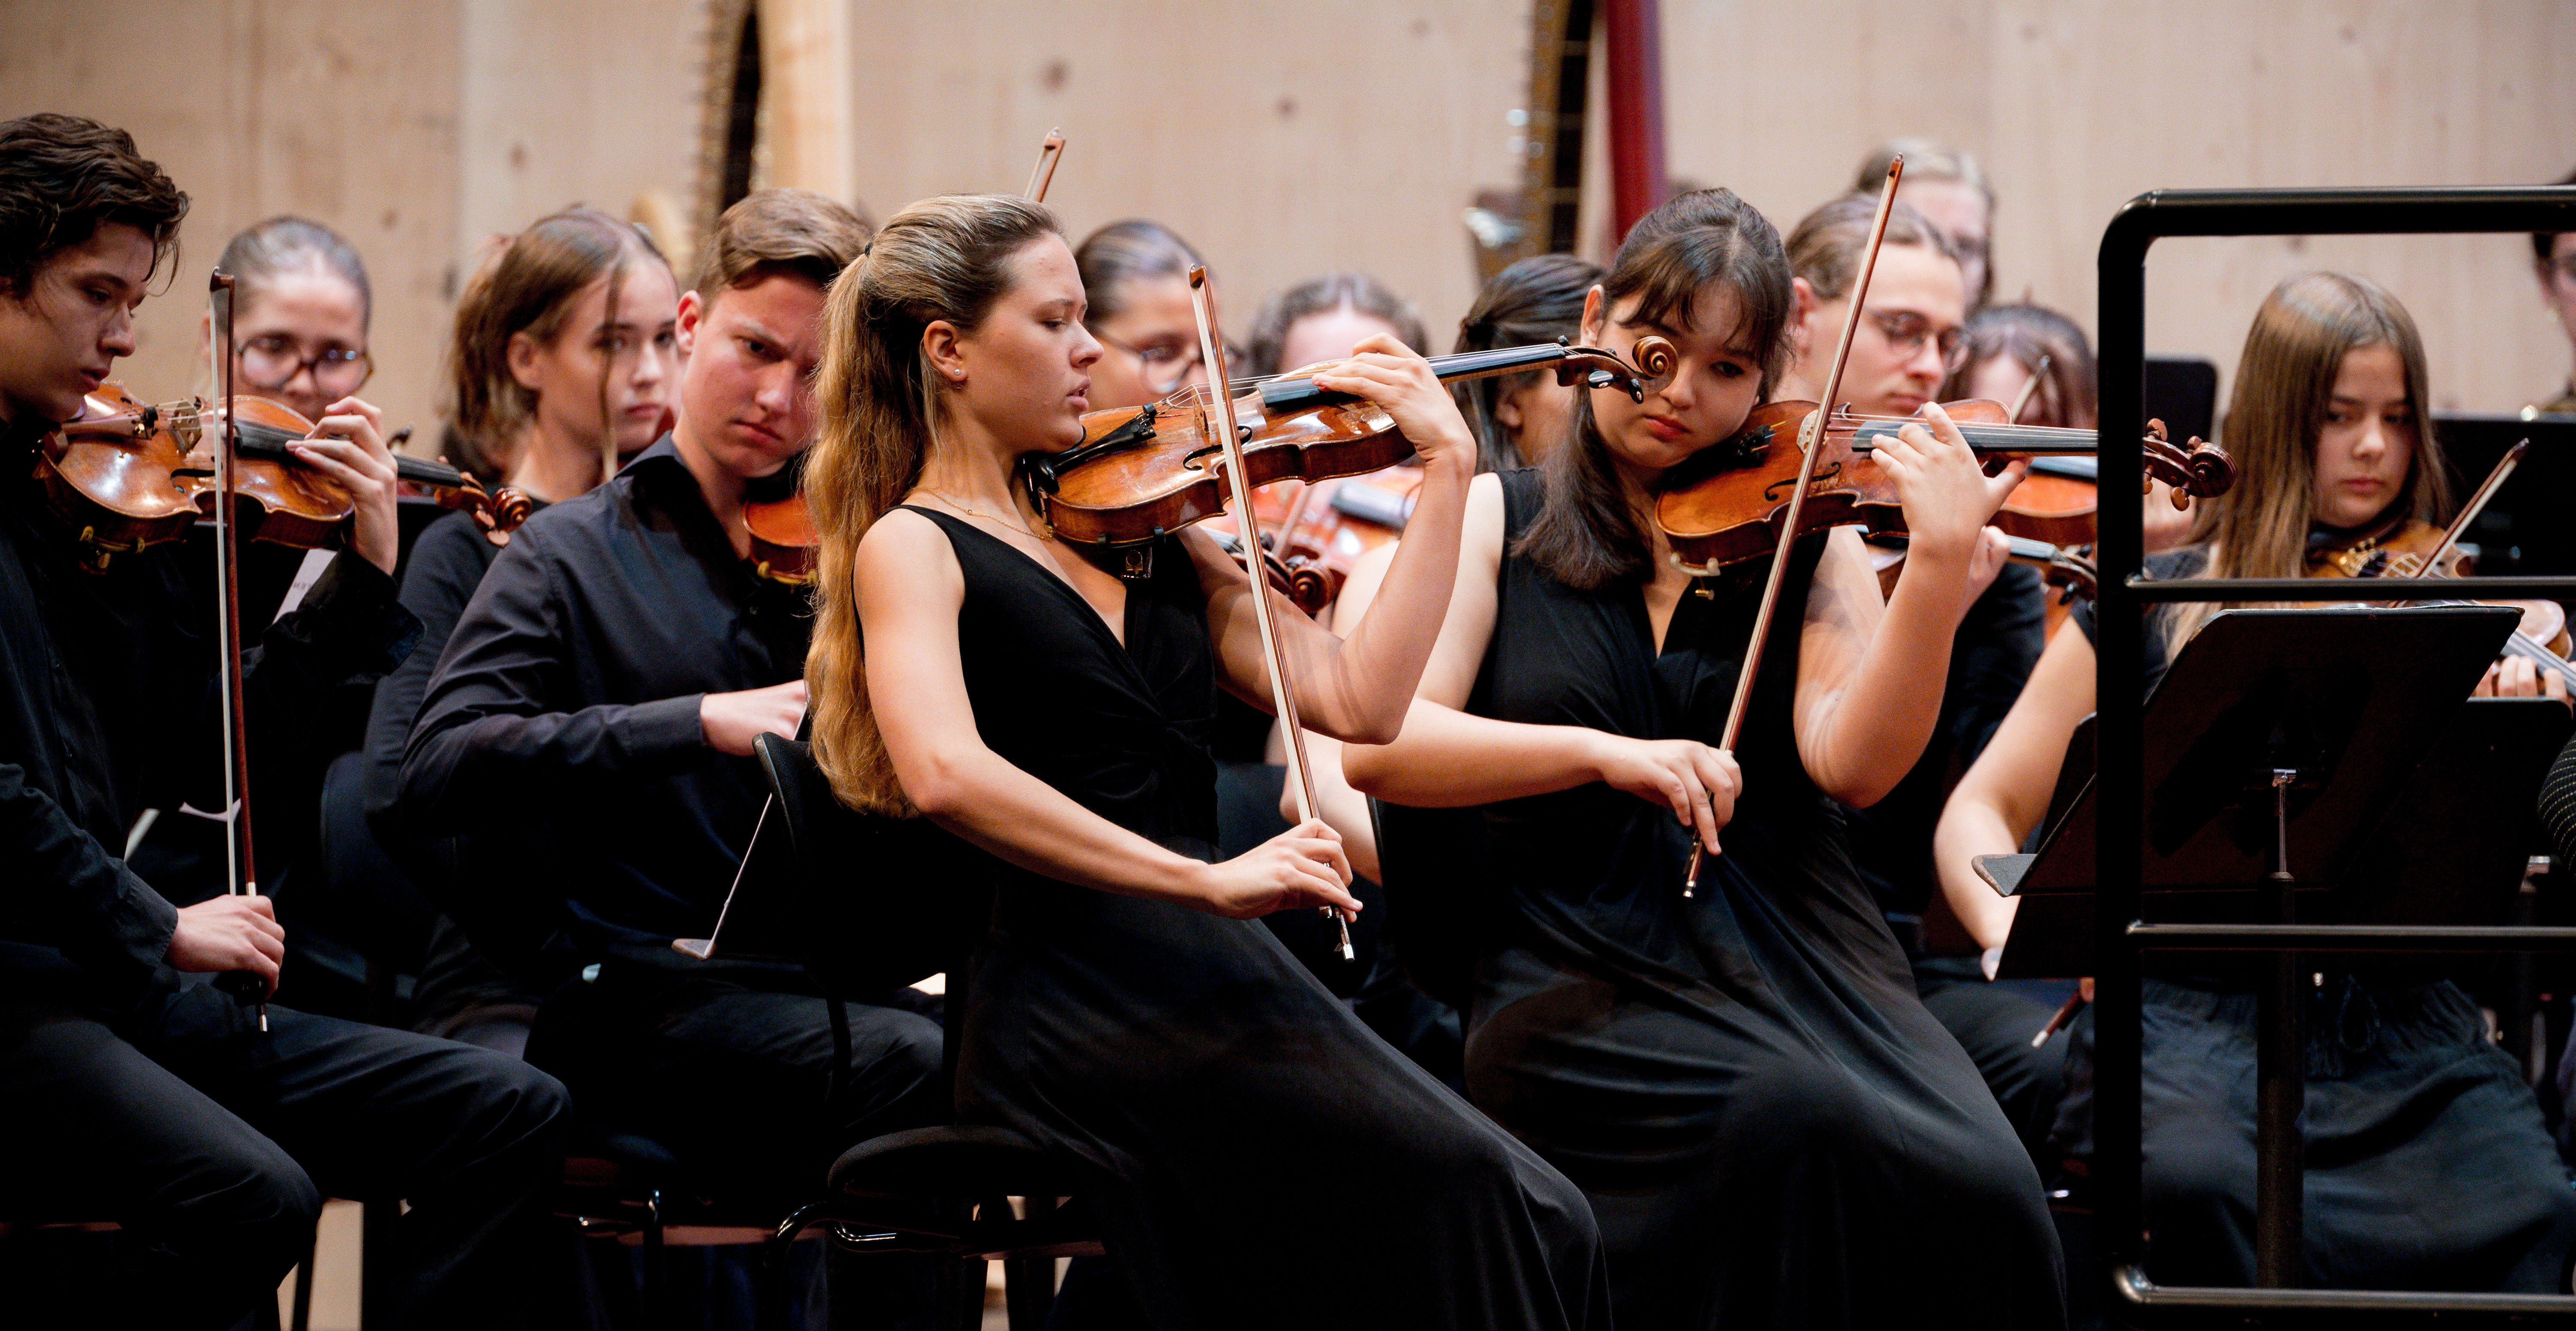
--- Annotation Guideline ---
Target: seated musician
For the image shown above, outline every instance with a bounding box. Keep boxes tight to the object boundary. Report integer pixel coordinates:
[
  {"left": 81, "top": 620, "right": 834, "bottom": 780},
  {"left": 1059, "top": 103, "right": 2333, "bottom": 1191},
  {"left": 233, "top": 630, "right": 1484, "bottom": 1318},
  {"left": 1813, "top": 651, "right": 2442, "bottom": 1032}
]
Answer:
[
  {"left": 1450, "top": 253, "right": 1603, "bottom": 472},
  {"left": 1214, "top": 272, "right": 1430, "bottom": 974},
  {"left": 0, "top": 112, "right": 569, "bottom": 1329},
  {"left": 1342, "top": 186, "right": 2063, "bottom": 1330},
  {"left": 123, "top": 215, "right": 397, "bottom": 1014},
  {"left": 1856, "top": 136, "right": 1995, "bottom": 309},
  {"left": 1075, "top": 218, "right": 1215, "bottom": 409},
  {"left": 1779, "top": 193, "right": 2061, "bottom": 1150},
  {"left": 397, "top": 189, "right": 945, "bottom": 1321},
  {"left": 1935, "top": 270, "right": 2576, "bottom": 1290},
  {"left": 359, "top": 206, "right": 679, "bottom": 1058},
  {"left": 2537, "top": 165, "right": 2576, "bottom": 416},
  {"left": 1943, "top": 301, "right": 2202, "bottom": 558},
  {"left": 1282, "top": 252, "right": 1605, "bottom": 1090}
]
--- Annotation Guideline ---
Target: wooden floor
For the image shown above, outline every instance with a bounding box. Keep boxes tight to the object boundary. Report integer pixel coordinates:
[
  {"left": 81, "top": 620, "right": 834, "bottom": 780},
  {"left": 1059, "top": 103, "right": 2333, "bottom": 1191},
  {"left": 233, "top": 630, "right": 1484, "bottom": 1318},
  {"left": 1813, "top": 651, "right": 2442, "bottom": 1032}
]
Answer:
[{"left": 277, "top": 1200, "right": 1022, "bottom": 1329}]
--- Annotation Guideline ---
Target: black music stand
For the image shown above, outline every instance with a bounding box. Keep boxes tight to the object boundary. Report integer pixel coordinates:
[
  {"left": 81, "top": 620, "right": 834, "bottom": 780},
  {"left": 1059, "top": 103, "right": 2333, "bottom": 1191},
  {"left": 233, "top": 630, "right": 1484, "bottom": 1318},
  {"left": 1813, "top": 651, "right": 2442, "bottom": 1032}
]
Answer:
[
  {"left": 1983, "top": 606, "right": 2519, "bottom": 972},
  {"left": 1977, "top": 603, "right": 2520, "bottom": 1293}
]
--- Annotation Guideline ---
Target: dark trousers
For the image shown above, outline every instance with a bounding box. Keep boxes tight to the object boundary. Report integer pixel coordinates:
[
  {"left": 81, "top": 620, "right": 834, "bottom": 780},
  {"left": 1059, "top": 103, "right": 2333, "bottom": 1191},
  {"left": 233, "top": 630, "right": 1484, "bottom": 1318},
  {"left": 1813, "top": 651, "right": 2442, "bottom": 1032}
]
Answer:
[
  {"left": 0, "top": 982, "right": 570, "bottom": 1330},
  {"left": 529, "top": 964, "right": 948, "bottom": 1329}
]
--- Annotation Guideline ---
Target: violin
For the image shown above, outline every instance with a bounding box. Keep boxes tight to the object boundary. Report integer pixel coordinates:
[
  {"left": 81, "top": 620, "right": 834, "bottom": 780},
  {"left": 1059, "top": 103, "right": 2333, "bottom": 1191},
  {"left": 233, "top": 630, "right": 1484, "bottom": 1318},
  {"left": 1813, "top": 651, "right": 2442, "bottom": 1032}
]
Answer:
[
  {"left": 1020, "top": 337, "right": 1676, "bottom": 555},
  {"left": 1242, "top": 463, "right": 1427, "bottom": 614},
  {"left": 1996, "top": 457, "right": 2100, "bottom": 545},
  {"left": 742, "top": 129, "right": 1071, "bottom": 587},
  {"left": 1986, "top": 352, "right": 2104, "bottom": 547},
  {"left": 2305, "top": 441, "right": 2576, "bottom": 690},
  {"left": 36, "top": 383, "right": 531, "bottom": 571},
  {"left": 2311, "top": 515, "right": 2576, "bottom": 687},
  {"left": 743, "top": 452, "right": 819, "bottom": 585},
  {"left": 1651, "top": 397, "right": 2233, "bottom": 574}
]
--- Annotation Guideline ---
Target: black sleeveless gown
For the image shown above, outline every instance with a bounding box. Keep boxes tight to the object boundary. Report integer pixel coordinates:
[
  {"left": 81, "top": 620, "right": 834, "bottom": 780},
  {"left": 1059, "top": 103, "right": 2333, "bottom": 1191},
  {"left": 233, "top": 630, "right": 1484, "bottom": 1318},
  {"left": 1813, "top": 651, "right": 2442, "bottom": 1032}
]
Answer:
[
  {"left": 906, "top": 506, "right": 1610, "bottom": 1331},
  {"left": 1457, "top": 471, "right": 2065, "bottom": 1329}
]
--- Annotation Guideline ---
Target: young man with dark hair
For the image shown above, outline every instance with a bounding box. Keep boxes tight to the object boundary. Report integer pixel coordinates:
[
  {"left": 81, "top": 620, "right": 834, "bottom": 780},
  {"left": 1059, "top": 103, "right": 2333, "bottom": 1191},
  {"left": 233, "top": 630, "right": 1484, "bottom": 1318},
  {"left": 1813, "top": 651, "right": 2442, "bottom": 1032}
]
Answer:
[
  {"left": 0, "top": 112, "right": 569, "bottom": 1329},
  {"left": 400, "top": 189, "right": 942, "bottom": 1325}
]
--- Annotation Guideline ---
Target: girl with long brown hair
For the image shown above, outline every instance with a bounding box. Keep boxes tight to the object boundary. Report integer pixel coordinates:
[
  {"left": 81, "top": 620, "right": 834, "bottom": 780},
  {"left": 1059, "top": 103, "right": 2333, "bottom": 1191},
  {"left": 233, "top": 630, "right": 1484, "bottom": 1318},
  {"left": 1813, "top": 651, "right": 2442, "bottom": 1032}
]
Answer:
[
  {"left": 357, "top": 206, "right": 676, "bottom": 1055},
  {"left": 444, "top": 206, "right": 677, "bottom": 496},
  {"left": 1339, "top": 187, "right": 2063, "bottom": 1329},
  {"left": 1936, "top": 271, "right": 2576, "bottom": 1290},
  {"left": 803, "top": 193, "right": 1609, "bottom": 1329}
]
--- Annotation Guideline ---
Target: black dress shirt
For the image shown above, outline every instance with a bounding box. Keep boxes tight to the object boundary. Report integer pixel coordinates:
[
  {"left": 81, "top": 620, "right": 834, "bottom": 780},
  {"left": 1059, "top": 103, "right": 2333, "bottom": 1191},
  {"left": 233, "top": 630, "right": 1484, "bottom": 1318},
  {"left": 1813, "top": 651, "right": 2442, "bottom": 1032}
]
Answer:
[
  {"left": 0, "top": 428, "right": 419, "bottom": 1012},
  {"left": 399, "top": 437, "right": 810, "bottom": 963}
]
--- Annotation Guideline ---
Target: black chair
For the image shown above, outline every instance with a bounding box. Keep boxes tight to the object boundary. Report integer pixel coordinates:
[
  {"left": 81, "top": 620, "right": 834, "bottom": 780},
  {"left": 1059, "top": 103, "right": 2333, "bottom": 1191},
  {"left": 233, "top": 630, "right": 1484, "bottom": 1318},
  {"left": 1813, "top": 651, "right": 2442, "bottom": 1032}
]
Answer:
[{"left": 752, "top": 732, "right": 1104, "bottom": 1331}]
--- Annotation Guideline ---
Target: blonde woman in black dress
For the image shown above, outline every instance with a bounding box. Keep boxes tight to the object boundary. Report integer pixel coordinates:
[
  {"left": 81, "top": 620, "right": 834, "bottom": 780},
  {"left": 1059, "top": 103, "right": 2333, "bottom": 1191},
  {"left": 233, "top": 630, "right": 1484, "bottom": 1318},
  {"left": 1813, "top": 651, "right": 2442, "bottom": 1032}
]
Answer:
[{"left": 800, "top": 193, "right": 1609, "bottom": 1329}]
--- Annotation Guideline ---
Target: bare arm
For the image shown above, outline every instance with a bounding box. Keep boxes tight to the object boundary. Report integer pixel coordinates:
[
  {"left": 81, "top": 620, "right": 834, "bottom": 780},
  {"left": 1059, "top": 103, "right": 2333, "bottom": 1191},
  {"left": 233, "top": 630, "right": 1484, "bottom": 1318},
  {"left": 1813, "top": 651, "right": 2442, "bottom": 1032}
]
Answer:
[
  {"left": 858, "top": 509, "right": 1359, "bottom": 919},
  {"left": 1197, "top": 336, "right": 1475, "bottom": 746},
  {"left": 1786, "top": 404, "right": 2024, "bottom": 807},
  {"left": 1341, "top": 475, "right": 1743, "bottom": 851},
  {"left": 1933, "top": 623, "right": 2099, "bottom": 952}
]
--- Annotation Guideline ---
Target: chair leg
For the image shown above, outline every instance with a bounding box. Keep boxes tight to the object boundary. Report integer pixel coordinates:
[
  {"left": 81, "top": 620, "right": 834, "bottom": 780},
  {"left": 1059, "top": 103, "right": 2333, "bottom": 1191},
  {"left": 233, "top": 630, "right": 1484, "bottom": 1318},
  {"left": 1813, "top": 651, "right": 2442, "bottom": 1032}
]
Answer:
[
  {"left": 361, "top": 1197, "right": 398, "bottom": 1331},
  {"left": 290, "top": 1226, "right": 316, "bottom": 1331},
  {"left": 641, "top": 1186, "right": 670, "bottom": 1331},
  {"left": 948, "top": 1257, "right": 988, "bottom": 1331},
  {"left": 1003, "top": 1196, "right": 1058, "bottom": 1331}
]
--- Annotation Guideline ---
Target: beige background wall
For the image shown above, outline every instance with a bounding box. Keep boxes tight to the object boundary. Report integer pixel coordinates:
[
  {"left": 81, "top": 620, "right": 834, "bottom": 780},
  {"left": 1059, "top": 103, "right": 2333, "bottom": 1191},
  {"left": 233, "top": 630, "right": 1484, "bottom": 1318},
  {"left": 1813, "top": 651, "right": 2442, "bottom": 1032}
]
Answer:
[{"left": 4, "top": 0, "right": 2572, "bottom": 447}]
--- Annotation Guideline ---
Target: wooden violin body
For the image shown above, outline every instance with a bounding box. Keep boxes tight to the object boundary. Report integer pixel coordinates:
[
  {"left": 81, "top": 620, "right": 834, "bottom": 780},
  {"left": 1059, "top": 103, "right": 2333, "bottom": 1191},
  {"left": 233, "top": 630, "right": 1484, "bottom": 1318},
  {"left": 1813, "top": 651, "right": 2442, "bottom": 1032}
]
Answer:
[
  {"left": 1203, "top": 462, "right": 1425, "bottom": 615},
  {"left": 35, "top": 384, "right": 530, "bottom": 569},
  {"left": 745, "top": 487, "right": 819, "bottom": 585},
  {"left": 1995, "top": 462, "right": 2100, "bottom": 545},
  {"left": 1654, "top": 397, "right": 2235, "bottom": 573},
  {"left": 1025, "top": 337, "right": 1677, "bottom": 553},
  {"left": 2308, "top": 517, "right": 2573, "bottom": 657}
]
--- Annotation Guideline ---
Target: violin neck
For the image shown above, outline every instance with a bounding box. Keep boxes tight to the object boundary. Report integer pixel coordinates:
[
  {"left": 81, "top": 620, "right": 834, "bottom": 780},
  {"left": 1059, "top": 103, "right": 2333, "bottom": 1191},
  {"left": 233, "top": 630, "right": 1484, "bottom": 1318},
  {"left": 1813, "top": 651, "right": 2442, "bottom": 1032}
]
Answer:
[
  {"left": 222, "top": 415, "right": 470, "bottom": 490},
  {"left": 2505, "top": 631, "right": 2576, "bottom": 690},
  {"left": 1848, "top": 419, "right": 2097, "bottom": 456},
  {"left": 1258, "top": 343, "right": 1572, "bottom": 411}
]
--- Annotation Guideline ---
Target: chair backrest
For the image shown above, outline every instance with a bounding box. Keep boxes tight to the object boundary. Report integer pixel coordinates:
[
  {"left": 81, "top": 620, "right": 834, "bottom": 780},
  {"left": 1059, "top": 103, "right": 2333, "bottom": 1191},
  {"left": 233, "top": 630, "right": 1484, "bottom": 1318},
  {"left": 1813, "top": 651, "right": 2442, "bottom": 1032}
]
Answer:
[
  {"left": 2142, "top": 355, "right": 2219, "bottom": 449},
  {"left": 751, "top": 732, "right": 984, "bottom": 1001},
  {"left": 1365, "top": 798, "right": 1492, "bottom": 1009}
]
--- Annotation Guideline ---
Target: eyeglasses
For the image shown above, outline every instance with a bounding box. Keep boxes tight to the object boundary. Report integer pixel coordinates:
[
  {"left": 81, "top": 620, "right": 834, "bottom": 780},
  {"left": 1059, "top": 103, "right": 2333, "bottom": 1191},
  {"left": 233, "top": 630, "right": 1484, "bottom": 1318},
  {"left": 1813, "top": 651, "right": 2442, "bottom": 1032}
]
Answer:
[
  {"left": 1866, "top": 309, "right": 1964, "bottom": 365},
  {"left": 238, "top": 333, "right": 373, "bottom": 396},
  {"left": 1092, "top": 326, "right": 1203, "bottom": 394}
]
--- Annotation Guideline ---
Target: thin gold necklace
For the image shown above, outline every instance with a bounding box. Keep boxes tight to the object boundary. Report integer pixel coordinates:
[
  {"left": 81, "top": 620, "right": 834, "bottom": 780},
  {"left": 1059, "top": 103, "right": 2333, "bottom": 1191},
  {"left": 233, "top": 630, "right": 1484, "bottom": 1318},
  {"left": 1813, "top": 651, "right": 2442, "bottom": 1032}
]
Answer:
[{"left": 924, "top": 489, "right": 1043, "bottom": 541}]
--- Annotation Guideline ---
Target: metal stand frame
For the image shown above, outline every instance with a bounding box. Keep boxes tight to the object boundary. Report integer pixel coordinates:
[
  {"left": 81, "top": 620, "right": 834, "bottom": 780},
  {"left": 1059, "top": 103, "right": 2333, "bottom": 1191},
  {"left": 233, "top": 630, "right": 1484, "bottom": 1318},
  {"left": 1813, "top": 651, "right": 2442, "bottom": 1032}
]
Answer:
[{"left": 2096, "top": 183, "right": 2576, "bottom": 1324}]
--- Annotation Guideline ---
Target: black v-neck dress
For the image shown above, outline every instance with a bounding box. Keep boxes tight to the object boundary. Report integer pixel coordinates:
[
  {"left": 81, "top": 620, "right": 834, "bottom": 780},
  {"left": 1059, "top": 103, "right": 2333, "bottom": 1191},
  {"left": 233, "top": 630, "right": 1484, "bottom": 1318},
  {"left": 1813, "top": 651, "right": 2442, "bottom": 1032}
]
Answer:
[
  {"left": 1456, "top": 471, "right": 2065, "bottom": 1329},
  {"left": 904, "top": 506, "right": 1610, "bottom": 1331}
]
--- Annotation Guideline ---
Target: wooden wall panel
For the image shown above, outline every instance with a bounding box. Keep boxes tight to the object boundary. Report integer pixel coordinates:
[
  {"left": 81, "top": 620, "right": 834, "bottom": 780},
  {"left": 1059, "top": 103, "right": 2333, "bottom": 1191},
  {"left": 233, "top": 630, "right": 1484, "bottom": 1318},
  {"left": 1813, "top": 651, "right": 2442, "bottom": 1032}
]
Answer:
[
  {"left": 0, "top": 0, "right": 466, "bottom": 437},
  {"left": 1655, "top": 0, "right": 2576, "bottom": 414},
  {"left": 455, "top": 0, "right": 706, "bottom": 282},
  {"left": 5, "top": 0, "right": 2574, "bottom": 440},
  {"left": 837, "top": 0, "right": 1527, "bottom": 359}
]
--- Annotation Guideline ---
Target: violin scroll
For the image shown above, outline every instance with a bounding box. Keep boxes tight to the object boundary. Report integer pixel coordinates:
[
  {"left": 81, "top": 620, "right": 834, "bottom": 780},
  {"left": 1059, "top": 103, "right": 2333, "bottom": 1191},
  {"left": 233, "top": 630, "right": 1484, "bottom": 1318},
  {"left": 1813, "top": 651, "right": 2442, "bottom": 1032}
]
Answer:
[
  {"left": 1556, "top": 334, "right": 1678, "bottom": 403},
  {"left": 452, "top": 468, "right": 533, "bottom": 547},
  {"left": 2141, "top": 418, "right": 2234, "bottom": 502}
]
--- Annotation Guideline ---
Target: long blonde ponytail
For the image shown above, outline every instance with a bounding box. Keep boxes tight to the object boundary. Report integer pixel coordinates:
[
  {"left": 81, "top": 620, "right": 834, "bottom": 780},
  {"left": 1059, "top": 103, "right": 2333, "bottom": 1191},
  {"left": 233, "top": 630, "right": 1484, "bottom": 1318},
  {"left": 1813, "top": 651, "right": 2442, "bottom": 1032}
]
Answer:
[{"left": 806, "top": 193, "right": 1060, "bottom": 813}]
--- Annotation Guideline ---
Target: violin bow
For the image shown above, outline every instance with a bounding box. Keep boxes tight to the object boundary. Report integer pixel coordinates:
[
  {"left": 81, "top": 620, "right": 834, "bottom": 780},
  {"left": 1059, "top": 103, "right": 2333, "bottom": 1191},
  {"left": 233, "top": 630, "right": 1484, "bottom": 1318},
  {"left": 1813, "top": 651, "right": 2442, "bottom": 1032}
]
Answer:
[
  {"left": 1685, "top": 157, "right": 1905, "bottom": 896},
  {"left": 207, "top": 271, "right": 268, "bottom": 1030},
  {"left": 2006, "top": 353, "right": 2051, "bottom": 425},
  {"left": 1187, "top": 264, "right": 1354, "bottom": 960},
  {"left": 1025, "top": 129, "right": 1066, "bottom": 203},
  {"left": 2401, "top": 438, "right": 2524, "bottom": 581}
]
